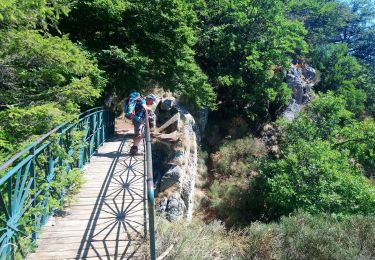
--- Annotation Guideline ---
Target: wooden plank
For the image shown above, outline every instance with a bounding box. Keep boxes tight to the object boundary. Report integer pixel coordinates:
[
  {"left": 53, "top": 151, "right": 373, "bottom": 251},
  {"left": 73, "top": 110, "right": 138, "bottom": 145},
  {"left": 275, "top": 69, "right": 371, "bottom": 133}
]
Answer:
[{"left": 156, "top": 112, "right": 180, "bottom": 133}]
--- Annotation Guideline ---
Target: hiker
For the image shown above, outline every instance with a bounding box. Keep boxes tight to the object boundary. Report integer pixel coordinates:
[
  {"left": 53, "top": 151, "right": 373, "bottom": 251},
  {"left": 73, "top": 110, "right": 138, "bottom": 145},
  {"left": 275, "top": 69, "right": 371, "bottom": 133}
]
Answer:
[{"left": 125, "top": 92, "right": 157, "bottom": 154}]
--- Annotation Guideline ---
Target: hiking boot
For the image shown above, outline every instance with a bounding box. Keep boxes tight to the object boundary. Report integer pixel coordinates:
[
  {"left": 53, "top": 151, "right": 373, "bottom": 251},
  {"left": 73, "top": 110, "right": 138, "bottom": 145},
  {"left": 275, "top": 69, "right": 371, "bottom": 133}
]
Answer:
[{"left": 130, "top": 146, "right": 138, "bottom": 155}]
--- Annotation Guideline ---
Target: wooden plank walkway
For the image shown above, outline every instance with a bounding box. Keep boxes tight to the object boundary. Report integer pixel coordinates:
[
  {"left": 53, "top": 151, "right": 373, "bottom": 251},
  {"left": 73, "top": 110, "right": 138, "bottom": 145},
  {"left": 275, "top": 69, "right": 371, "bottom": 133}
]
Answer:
[{"left": 27, "top": 132, "right": 147, "bottom": 259}]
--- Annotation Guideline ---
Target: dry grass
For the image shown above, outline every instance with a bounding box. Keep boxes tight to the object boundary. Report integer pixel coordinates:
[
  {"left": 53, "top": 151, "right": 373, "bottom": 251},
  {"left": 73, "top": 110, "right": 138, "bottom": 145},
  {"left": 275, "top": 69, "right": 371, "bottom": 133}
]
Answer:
[{"left": 155, "top": 217, "right": 246, "bottom": 259}]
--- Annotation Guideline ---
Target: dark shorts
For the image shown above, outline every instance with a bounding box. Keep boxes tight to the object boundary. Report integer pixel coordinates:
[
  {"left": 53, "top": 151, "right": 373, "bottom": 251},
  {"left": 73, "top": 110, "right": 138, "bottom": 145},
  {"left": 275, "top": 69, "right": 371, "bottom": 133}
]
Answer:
[{"left": 133, "top": 121, "right": 144, "bottom": 137}]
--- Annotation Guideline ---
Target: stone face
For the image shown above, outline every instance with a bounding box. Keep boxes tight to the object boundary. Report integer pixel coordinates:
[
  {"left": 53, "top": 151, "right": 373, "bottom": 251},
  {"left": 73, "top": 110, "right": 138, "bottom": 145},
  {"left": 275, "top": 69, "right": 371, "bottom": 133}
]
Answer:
[
  {"left": 282, "top": 64, "right": 318, "bottom": 121},
  {"left": 166, "top": 193, "right": 186, "bottom": 221},
  {"left": 152, "top": 95, "right": 199, "bottom": 221},
  {"left": 159, "top": 165, "right": 183, "bottom": 191},
  {"left": 195, "top": 108, "right": 209, "bottom": 134},
  {"left": 287, "top": 66, "right": 304, "bottom": 104},
  {"left": 302, "top": 65, "right": 316, "bottom": 81},
  {"left": 156, "top": 197, "right": 168, "bottom": 214},
  {"left": 160, "top": 98, "right": 176, "bottom": 111}
]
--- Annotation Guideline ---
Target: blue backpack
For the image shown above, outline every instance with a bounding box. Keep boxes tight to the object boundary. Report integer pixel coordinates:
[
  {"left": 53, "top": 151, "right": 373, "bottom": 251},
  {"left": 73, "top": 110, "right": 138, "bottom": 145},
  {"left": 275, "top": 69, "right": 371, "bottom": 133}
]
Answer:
[{"left": 124, "top": 92, "right": 141, "bottom": 120}]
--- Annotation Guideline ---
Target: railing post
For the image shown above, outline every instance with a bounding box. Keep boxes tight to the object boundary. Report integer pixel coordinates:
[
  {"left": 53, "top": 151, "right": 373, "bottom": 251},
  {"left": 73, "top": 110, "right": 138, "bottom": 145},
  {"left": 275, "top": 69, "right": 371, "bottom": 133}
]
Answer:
[
  {"left": 99, "top": 112, "right": 103, "bottom": 145},
  {"left": 89, "top": 114, "right": 94, "bottom": 158},
  {"left": 145, "top": 112, "right": 156, "bottom": 260},
  {"left": 78, "top": 121, "right": 85, "bottom": 168},
  {"left": 103, "top": 111, "right": 107, "bottom": 142},
  {"left": 58, "top": 128, "right": 63, "bottom": 167},
  {"left": 95, "top": 113, "right": 100, "bottom": 149},
  {"left": 44, "top": 147, "right": 54, "bottom": 225},
  {"left": 30, "top": 147, "right": 37, "bottom": 240}
]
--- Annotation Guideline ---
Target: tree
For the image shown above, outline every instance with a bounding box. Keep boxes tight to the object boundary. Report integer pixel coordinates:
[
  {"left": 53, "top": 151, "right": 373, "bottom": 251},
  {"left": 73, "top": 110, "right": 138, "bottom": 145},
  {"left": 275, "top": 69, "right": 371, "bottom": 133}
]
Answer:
[
  {"left": 287, "top": 0, "right": 375, "bottom": 68},
  {"left": 0, "top": 30, "right": 105, "bottom": 110},
  {"left": 61, "top": 0, "right": 216, "bottom": 109},
  {"left": 194, "top": 0, "right": 307, "bottom": 123},
  {"left": 0, "top": 0, "right": 71, "bottom": 30}
]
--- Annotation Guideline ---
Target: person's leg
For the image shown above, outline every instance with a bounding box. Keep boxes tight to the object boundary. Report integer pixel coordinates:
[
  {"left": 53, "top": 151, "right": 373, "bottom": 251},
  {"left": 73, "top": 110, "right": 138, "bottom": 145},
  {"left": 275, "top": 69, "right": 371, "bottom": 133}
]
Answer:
[
  {"left": 132, "top": 122, "right": 142, "bottom": 146},
  {"left": 131, "top": 122, "right": 144, "bottom": 154}
]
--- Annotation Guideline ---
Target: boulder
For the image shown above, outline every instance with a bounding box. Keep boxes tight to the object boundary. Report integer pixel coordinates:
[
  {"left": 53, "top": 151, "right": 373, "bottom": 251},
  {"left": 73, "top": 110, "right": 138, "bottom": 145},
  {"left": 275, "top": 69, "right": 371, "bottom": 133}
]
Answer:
[
  {"left": 160, "top": 98, "right": 176, "bottom": 111},
  {"left": 166, "top": 193, "right": 186, "bottom": 221},
  {"left": 159, "top": 165, "right": 183, "bottom": 192},
  {"left": 302, "top": 64, "right": 316, "bottom": 81}
]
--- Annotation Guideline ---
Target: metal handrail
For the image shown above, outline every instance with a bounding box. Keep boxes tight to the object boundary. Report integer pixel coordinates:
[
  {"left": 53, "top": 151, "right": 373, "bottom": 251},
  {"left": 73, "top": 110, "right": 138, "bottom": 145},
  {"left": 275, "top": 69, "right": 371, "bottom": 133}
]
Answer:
[
  {"left": 144, "top": 111, "right": 156, "bottom": 260},
  {"left": 0, "top": 107, "right": 105, "bottom": 173},
  {"left": 0, "top": 107, "right": 115, "bottom": 259}
]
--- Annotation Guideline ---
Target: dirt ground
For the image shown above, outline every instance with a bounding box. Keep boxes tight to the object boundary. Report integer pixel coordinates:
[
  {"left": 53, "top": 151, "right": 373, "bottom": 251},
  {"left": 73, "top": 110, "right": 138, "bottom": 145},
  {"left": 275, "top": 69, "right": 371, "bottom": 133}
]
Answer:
[{"left": 115, "top": 117, "right": 134, "bottom": 135}]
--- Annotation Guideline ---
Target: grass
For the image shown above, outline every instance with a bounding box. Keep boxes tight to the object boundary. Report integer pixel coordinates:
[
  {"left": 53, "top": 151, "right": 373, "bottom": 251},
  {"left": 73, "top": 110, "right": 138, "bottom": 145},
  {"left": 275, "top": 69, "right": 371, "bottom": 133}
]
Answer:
[
  {"left": 155, "top": 216, "right": 246, "bottom": 259},
  {"left": 156, "top": 212, "right": 375, "bottom": 260}
]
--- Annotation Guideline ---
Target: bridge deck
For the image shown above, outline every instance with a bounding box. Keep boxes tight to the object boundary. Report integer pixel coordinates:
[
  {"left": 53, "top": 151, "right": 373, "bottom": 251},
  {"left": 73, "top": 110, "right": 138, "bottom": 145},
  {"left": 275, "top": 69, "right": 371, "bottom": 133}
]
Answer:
[{"left": 27, "top": 132, "right": 147, "bottom": 259}]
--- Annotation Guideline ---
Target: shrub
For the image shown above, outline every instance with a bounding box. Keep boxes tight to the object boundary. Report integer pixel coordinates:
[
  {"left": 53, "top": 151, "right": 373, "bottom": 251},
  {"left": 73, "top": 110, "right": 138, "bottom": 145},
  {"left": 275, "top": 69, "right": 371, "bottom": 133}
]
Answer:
[
  {"left": 211, "top": 136, "right": 266, "bottom": 177},
  {"left": 244, "top": 212, "right": 375, "bottom": 260},
  {"left": 155, "top": 217, "right": 245, "bottom": 259},
  {"left": 209, "top": 177, "right": 252, "bottom": 226},
  {"left": 0, "top": 103, "right": 75, "bottom": 164},
  {"left": 260, "top": 139, "right": 375, "bottom": 217}
]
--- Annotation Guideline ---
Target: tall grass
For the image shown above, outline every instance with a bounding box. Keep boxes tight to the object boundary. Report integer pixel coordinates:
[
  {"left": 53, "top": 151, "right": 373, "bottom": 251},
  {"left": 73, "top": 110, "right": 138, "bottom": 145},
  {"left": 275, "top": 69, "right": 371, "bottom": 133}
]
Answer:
[
  {"left": 156, "top": 213, "right": 375, "bottom": 260},
  {"left": 155, "top": 217, "right": 245, "bottom": 259}
]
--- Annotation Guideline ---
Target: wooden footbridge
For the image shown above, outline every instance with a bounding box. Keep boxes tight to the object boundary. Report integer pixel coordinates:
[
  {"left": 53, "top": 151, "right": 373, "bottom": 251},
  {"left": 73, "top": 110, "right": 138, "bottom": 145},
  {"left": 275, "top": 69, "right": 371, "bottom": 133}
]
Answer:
[{"left": 0, "top": 108, "right": 156, "bottom": 259}]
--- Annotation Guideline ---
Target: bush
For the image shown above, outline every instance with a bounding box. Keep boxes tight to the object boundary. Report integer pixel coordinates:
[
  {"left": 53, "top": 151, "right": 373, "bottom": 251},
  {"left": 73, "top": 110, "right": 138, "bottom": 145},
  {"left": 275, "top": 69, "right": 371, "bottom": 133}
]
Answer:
[
  {"left": 0, "top": 103, "right": 75, "bottom": 164},
  {"left": 155, "top": 213, "right": 375, "bottom": 260},
  {"left": 211, "top": 136, "right": 266, "bottom": 177},
  {"left": 209, "top": 177, "right": 252, "bottom": 226},
  {"left": 0, "top": 30, "right": 105, "bottom": 108},
  {"left": 260, "top": 140, "right": 375, "bottom": 217},
  {"left": 156, "top": 217, "right": 245, "bottom": 259},
  {"left": 244, "top": 212, "right": 375, "bottom": 260}
]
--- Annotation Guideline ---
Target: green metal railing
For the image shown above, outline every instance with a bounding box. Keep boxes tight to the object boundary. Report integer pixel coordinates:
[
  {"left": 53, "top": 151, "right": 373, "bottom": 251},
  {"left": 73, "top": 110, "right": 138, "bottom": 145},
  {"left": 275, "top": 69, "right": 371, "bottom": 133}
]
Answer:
[
  {"left": 0, "top": 107, "right": 115, "bottom": 259},
  {"left": 144, "top": 112, "right": 156, "bottom": 260}
]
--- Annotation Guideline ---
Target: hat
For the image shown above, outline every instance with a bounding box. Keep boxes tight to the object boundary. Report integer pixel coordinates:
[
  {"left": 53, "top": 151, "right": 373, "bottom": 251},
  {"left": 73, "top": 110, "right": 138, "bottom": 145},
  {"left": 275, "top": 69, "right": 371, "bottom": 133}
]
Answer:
[{"left": 146, "top": 94, "right": 157, "bottom": 102}]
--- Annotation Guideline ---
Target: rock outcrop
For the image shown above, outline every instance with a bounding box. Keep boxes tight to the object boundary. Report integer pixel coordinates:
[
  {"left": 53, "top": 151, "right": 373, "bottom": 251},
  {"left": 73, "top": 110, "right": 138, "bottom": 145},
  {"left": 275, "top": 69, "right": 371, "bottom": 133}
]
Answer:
[
  {"left": 262, "top": 63, "right": 318, "bottom": 156},
  {"left": 282, "top": 63, "right": 318, "bottom": 121},
  {"left": 151, "top": 97, "right": 199, "bottom": 221}
]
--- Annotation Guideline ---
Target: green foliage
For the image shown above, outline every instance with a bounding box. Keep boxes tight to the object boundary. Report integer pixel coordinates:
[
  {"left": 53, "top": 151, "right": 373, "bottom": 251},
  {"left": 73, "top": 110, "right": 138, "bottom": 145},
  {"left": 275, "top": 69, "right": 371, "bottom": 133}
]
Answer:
[
  {"left": 337, "top": 119, "right": 375, "bottom": 176},
  {"left": 0, "top": 30, "right": 105, "bottom": 108},
  {"left": 312, "top": 44, "right": 364, "bottom": 91},
  {"left": 0, "top": 103, "right": 74, "bottom": 164},
  {"left": 280, "top": 92, "right": 353, "bottom": 142},
  {"left": 337, "top": 86, "right": 366, "bottom": 117},
  {"left": 62, "top": 0, "right": 216, "bottom": 109},
  {"left": 279, "top": 92, "right": 375, "bottom": 175},
  {"left": 260, "top": 139, "right": 375, "bottom": 217},
  {"left": 287, "top": 0, "right": 348, "bottom": 47},
  {"left": 244, "top": 212, "right": 375, "bottom": 260},
  {"left": 287, "top": 0, "right": 375, "bottom": 68},
  {"left": 195, "top": 0, "right": 307, "bottom": 122},
  {"left": 287, "top": 0, "right": 375, "bottom": 116},
  {"left": 0, "top": 0, "right": 71, "bottom": 30},
  {"left": 157, "top": 213, "right": 375, "bottom": 260}
]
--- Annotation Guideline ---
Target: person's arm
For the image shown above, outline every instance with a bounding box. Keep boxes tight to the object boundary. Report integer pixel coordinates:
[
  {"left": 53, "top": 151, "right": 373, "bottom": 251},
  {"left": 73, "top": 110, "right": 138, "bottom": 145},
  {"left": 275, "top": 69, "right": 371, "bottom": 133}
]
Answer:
[{"left": 142, "top": 103, "right": 152, "bottom": 111}]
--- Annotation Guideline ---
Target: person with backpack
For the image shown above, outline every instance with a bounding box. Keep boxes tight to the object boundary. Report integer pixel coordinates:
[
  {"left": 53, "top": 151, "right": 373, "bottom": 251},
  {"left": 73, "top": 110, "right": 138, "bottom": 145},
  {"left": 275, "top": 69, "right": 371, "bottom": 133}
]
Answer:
[{"left": 124, "top": 92, "right": 157, "bottom": 154}]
